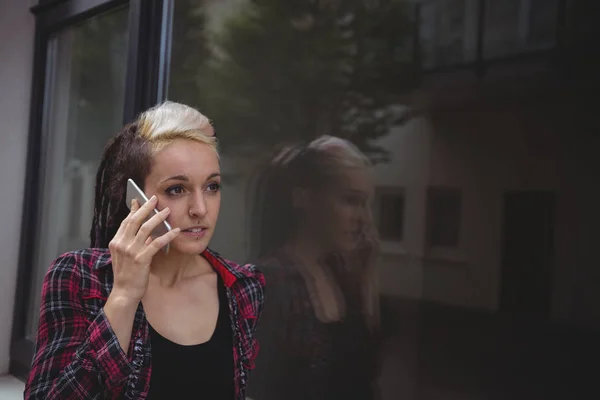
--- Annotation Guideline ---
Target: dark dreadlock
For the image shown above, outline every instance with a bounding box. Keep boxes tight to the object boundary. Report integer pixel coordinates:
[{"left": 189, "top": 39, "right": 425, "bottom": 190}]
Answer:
[{"left": 90, "top": 122, "right": 153, "bottom": 248}]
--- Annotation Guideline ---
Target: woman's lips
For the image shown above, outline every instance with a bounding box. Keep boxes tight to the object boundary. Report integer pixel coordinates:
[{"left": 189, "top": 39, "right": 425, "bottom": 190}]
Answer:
[{"left": 181, "top": 227, "right": 208, "bottom": 238}]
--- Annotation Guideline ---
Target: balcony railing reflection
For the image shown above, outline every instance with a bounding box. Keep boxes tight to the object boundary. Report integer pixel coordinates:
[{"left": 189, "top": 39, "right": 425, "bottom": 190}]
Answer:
[{"left": 415, "top": 0, "right": 561, "bottom": 71}]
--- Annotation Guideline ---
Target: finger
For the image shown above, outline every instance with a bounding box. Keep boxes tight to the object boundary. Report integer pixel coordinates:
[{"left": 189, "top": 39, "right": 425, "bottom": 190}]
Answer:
[
  {"left": 140, "top": 227, "right": 181, "bottom": 258},
  {"left": 111, "top": 199, "right": 140, "bottom": 243},
  {"left": 133, "top": 206, "right": 171, "bottom": 247},
  {"left": 124, "top": 195, "right": 159, "bottom": 237},
  {"left": 130, "top": 198, "right": 139, "bottom": 212},
  {"left": 145, "top": 236, "right": 153, "bottom": 245}
]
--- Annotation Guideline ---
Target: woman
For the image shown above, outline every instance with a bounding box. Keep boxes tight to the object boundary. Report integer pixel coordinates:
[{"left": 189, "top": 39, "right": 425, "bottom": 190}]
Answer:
[
  {"left": 247, "top": 136, "right": 382, "bottom": 400},
  {"left": 25, "top": 101, "right": 265, "bottom": 400}
]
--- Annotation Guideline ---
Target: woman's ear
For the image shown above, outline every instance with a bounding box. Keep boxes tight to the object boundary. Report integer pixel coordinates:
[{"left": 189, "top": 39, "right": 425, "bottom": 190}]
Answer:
[{"left": 292, "top": 187, "right": 310, "bottom": 209}]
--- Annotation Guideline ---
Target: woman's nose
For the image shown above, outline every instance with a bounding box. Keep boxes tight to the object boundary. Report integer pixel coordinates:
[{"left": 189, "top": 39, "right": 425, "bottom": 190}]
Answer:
[{"left": 189, "top": 192, "right": 208, "bottom": 218}]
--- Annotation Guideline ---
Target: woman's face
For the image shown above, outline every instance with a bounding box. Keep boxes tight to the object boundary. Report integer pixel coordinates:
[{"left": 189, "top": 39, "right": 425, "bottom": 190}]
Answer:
[
  {"left": 144, "top": 138, "right": 221, "bottom": 255},
  {"left": 303, "top": 167, "right": 374, "bottom": 253}
]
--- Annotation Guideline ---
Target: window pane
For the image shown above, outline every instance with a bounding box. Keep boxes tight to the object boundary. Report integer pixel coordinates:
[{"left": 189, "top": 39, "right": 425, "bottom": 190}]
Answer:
[
  {"left": 26, "top": 6, "right": 129, "bottom": 339},
  {"left": 419, "top": 0, "right": 474, "bottom": 69},
  {"left": 484, "top": 0, "right": 559, "bottom": 59},
  {"left": 378, "top": 191, "right": 405, "bottom": 242},
  {"left": 167, "top": 0, "right": 599, "bottom": 399},
  {"left": 426, "top": 187, "right": 462, "bottom": 248},
  {"left": 484, "top": 0, "right": 522, "bottom": 59},
  {"left": 529, "top": 0, "right": 560, "bottom": 47}
]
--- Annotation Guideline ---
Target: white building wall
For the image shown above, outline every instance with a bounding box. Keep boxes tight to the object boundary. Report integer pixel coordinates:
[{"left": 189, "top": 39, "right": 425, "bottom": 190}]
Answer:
[
  {"left": 372, "top": 114, "right": 434, "bottom": 301},
  {"left": 424, "top": 105, "right": 561, "bottom": 311},
  {"left": 369, "top": 90, "right": 598, "bottom": 328},
  {"left": 407, "top": 98, "right": 596, "bottom": 325}
]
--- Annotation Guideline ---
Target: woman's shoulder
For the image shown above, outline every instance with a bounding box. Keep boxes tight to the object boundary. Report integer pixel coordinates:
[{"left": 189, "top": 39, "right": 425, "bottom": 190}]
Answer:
[
  {"left": 231, "top": 260, "right": 266, "bottom": 288},
  {"left": 204, "top": 248, "right": 265, "bottom": 288},
  {"left": 39, "top": 249, "right": 112, "bottom": 304},
  {"left": 205, "top": 249, "right": 265, "bottom": 320},
  {"left": 254, "top": 251, "right": 303, "bottom": 284},
  {"left": 45, "top": 248, "right": 112, "bottom": 281}
]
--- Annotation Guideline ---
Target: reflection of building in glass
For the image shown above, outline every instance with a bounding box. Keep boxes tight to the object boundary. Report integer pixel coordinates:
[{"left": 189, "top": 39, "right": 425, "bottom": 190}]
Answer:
[
  {"left": 3, "top": 0, "right": 600, "bottom": 398},
  {"left": 189, "top": 2, "right": 600, "bottom": 397},
  {"left": 417, "top": 0, "right": 561, "bottom": 69}
]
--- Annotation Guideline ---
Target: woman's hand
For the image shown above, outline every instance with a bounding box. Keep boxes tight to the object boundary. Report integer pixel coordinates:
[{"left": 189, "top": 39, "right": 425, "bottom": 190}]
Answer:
[
  {"left": 108, "top": 196, "right": 181, "bottom": 303},
  {"left": 357, "top": 210, "right": 381, "bottom": 269}
]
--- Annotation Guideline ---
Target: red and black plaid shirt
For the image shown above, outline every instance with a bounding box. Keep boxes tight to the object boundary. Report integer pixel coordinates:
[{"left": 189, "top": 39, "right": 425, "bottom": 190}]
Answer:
[{"left": 24, "top": 248, "right": 265, "bottom": 400}]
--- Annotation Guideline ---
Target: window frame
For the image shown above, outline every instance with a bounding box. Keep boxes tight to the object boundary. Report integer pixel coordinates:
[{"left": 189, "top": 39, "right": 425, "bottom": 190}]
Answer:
[{"left": 10, "top": 0, "right": 172, "bottom": 381}]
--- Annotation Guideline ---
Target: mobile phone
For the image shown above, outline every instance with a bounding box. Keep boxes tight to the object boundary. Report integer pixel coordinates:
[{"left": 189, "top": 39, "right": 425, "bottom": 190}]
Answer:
[{"left": 125, "top": 178, "right": 172, "bottom": 253}]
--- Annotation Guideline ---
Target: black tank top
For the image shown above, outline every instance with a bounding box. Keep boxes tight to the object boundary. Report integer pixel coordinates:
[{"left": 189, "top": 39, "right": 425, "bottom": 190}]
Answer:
[{"left": 146, "top": 277, "right": 234, "bottom": 399}]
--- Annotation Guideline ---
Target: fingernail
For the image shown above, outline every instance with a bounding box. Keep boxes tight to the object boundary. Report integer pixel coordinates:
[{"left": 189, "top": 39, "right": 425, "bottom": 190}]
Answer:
[
  {"left": 131, "top": 199, "right": 136, "bottom": 208},
  {"left": 151, "top": 195, "right": 157, "bottom": 201},
  {"left": 173, "top": 228, "right": 181, "bottom": 234},
  {"left": 163, "top": 207, "right": 171, "bottom": 213}
]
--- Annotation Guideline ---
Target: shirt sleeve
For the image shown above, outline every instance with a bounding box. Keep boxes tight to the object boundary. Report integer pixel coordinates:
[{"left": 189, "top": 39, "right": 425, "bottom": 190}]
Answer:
[{"left": 25, "top": 253, "right": 135, "bottom": 400}]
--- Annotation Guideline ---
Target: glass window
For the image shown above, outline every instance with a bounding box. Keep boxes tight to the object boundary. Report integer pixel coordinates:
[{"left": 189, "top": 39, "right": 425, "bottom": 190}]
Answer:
[
  {"left": 528, "top": 0, "right": 560, "bottom": 48},
  {"left": 168, "top": 0, "right": 598, "bottom": 399},
  {"left": 484, "top": 0, "right": 522, "bottom": 59},
  {"left": 436, "top": 0, "right": 467, "bottom": 65},
  {"left": 376, "top": 188, "right": 406, "bottom": 242},
  {"left": 419, "top": 0, "right": 474, "bottom": 69},
  {"left": 426, "top": 186, "right": 462, "bottom": 248},
  {"left": 25, "top": 6, "right": 129, "bottom": 339},
  {"left": 484, "top": 0, "right": 559, "bottom": 59}
]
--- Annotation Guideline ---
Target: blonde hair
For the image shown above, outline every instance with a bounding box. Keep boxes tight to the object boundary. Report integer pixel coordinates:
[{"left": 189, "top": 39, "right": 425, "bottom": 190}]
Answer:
[
  {"left": 307, "top": 135, "right": 371, "bottom": 169},
  {"left": 137, "top": 101, "right": 217, "bottom": 155},
  {"left": 249, "top": 135, "right": 371, "bottom": 259},
  {"left": 91, "top": 101, "right": 218, "bottom": 248}
]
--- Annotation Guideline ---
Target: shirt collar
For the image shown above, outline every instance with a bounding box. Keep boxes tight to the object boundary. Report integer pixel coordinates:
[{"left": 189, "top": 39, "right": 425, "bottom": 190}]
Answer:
[{"left": 93, "top": 247, "right": 252, "bottom": 287}]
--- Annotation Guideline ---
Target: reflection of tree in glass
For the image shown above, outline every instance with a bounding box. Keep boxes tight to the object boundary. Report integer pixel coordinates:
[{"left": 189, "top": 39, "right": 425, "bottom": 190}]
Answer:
[
  {"left": 169, "top": 0, "right": 212, "bottom": 109},
  {"left": 69, "top": 8, "right": 129, "bottom": 163},
  {"left": 172, "top": 0, "right": 419, "bottom": 162}
]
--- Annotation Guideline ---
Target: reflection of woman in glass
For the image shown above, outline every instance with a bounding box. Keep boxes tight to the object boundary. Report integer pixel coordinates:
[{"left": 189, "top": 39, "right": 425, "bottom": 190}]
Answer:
[
  {"left": 247, "top": 136, "right": 382, "bottom": 400},
  {"left": 25, "top": 102, "right": 264, "bottom": 400}
]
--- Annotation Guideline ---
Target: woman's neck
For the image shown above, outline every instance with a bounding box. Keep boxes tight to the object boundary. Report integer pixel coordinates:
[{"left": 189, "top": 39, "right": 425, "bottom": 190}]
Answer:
[
  {"left": 284, "top": 234, "right": 327, "bottom": 271},
  {"left": 149, "top": 250, "right": 213, "bottom": 288}
]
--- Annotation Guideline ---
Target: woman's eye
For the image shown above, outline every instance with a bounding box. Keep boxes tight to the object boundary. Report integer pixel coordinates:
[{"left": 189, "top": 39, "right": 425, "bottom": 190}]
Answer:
[
  {"left": 166, "top": 185, "right": 185, "bottom": 196},
  {"left": 207, "top": 182, "right": 221, "bottom": 192}
]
